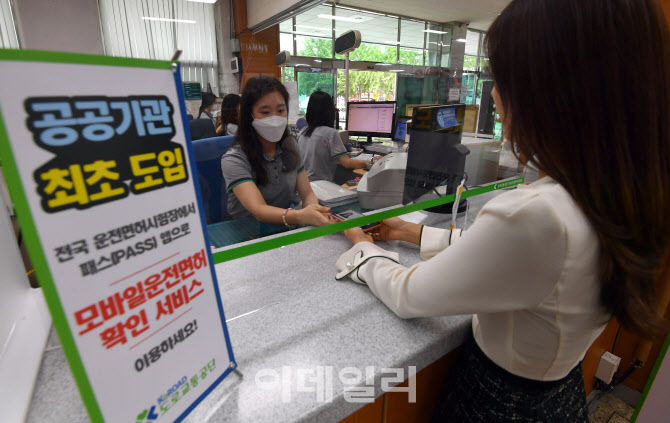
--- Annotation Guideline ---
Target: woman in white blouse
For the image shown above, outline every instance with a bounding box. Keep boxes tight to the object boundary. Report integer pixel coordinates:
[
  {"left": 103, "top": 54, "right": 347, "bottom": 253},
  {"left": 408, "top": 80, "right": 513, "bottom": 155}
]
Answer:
[{"left": 336, "top": 0, "right": 670, "bottom": 421}]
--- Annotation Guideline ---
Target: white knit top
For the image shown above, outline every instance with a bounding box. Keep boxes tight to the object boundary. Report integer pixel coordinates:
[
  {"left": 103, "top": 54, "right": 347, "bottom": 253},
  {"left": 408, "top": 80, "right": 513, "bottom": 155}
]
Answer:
[{"left": 336, "top": 177, "right": 611, "bottom": 380}]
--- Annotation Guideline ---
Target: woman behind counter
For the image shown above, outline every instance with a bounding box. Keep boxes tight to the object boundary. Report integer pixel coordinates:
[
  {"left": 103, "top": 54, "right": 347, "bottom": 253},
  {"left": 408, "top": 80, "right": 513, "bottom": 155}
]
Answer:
[
  {"left": 197, "top": 92, "right": 217, "bottom": 120},
  {"left": 216, "top": 93, "right": 241, "bottom": 136},
  {"left": 298, "top": 91, "right": 376, "bottom": 182},
  {"left": 337, "top": 0, "right": 670, "bottom": 421},
  {"left": 221, "top": 76, "right": 333, "bottom": 227}
]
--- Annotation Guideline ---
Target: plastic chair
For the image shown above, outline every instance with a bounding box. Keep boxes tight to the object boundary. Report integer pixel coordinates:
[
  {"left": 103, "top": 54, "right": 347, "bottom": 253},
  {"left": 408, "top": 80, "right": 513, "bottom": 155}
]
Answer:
[{"left": 191, "top": 135, "right": 235, "bottom": 223}]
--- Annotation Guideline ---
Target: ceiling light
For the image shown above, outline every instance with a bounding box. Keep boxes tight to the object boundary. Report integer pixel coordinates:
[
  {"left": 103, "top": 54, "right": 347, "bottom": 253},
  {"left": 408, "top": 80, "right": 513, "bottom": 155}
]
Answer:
[
  {"left": 187, "top": 0, "right": 216, "bottom": 3},
  {"left": 319, "top": 14, "right": 364, "bottom": 23},
  {"left": 376, "top": 63, "right": 392, "bottom": 66},
  {"left": 424, "top": 29, "right": 447, "bottom": 34},
  {"left": 455, "top": 38, "right": 467, "bottom": 42},
  {"left": 295, "top": 64, "right": 310, "bottom": 67},
  {"left": 142, "top": 17, "right": 196, "bottom": 24},
  {"left": 314, "top": 59, "right": 322, "bottom": 63},
  {"left": 389, "top": 69, "right": 404, "bottom": 72}
]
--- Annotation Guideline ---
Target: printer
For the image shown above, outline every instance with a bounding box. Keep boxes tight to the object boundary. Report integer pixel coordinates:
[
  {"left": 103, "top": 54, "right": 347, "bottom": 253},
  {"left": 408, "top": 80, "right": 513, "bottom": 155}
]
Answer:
[{"left": 357, "top": 153, "right": 407, "bottom": 210}]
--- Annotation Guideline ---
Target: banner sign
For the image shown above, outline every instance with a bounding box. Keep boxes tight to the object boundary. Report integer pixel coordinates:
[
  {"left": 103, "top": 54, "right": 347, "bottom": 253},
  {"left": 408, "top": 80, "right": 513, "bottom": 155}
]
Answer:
[{"left": 0, "top": 50, "right": 235, "bottom": 423}]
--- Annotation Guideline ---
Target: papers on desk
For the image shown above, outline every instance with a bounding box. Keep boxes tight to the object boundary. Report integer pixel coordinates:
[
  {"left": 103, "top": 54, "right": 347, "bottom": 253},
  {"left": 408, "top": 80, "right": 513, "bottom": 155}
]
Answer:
[
  {"left": 310, "top": 180, "right": 358, "bottom": 207},
  {"left": 364, "top": 144, "right": 394, "bottom": 155},
  {"left": 356, "top": 153, "right": 375, "bottom": 162}
]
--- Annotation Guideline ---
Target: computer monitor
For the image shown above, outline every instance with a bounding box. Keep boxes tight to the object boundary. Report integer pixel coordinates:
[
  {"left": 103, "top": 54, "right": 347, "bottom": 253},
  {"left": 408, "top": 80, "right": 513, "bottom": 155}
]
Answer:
[
  {"left": 393, "top": 116, "right": 410, "bottom": 141},
  {"left": 402, "top": 104, "right": 470, "bottom": 207},
  {"left": 346, "top": 101, "right": 396, "bottom": 142}
]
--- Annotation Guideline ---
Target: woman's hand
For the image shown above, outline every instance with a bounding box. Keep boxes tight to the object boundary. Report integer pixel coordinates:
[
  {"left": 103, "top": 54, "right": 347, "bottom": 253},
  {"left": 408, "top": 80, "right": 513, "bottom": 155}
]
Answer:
[
  {"left": 293, "top": 204, "right": 335, "bottom": 227},
  {"left": 369, "top": 217, "right": 422, "bottom": 245},
  {"left": 344, "top": 227, "right": 374, "bottom": 245}
]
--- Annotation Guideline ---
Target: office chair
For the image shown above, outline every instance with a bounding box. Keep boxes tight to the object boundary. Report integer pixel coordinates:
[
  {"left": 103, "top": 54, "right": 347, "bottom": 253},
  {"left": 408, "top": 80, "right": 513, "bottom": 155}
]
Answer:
[
  {"left": 189, "top": 118, "right": 217, "bottom": 141},
  {"left": 191, "top": 135, "right": 234, "bottom": 223}
]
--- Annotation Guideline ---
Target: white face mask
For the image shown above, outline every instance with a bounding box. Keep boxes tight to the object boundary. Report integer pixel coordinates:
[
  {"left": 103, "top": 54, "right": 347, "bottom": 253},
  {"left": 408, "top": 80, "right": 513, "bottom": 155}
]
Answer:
[{"left": 252, "top": 115, "right": 287, "bottom": 142}]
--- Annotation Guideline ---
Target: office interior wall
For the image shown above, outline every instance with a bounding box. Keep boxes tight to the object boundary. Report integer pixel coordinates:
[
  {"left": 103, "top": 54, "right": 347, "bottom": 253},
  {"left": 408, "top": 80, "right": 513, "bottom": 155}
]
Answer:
[
  {"left": 215, "top": 0, "right": 239, "bottom": 94},
  {"left": 233, "top": 0, "right": 280, "bottom": 87},
  {"left": 11, "top": 0, "right": 104, "bottom": 54},
  {"left": 99, "top": 0, "right": 220, "bottom": 95}
]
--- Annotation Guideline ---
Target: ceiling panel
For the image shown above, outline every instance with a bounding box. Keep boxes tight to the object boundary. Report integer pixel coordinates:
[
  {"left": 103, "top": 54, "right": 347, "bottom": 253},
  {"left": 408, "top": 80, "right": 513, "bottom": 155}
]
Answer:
[{"left": 338, "top": 0, "right": 511, "bottom": 30}]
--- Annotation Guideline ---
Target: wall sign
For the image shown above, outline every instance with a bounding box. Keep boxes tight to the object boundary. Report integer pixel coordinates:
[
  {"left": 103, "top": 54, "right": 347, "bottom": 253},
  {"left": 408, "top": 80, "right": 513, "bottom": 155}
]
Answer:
[
  {"left": 182, "top": 82, "right": 202, "bottom": 100},
  {"left": 0, "top": 50, "right": 236, "bottom": 423}
]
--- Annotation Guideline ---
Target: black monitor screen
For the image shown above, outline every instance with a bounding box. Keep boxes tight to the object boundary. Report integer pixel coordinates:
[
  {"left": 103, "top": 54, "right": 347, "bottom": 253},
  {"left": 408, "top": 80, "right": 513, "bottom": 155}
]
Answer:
[
  {"left": 403, "top": 104, "right": 469, "bottom": 205},
  {"left": 393, "top": 117, "right": 410, "bottom": 141},
  {"left": 346, "top": 101, "right": 396, "bottom": 138}
]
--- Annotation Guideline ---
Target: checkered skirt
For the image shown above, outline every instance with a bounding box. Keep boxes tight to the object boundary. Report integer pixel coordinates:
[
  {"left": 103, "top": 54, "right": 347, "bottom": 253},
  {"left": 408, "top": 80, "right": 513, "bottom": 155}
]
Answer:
[{"left": 431, "top": 337, "right": 590, "bottom": 422}]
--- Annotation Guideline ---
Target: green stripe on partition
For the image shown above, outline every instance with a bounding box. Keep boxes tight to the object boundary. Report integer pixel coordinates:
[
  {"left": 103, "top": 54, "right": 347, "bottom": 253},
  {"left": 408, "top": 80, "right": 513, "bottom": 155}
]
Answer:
[
  {"left": 630, "top": 329, "right": 670, "bottom": 422},
  {"left": 212, "top": 177, "right": 525, "bottom": 264},
  {"left": 0, "top": 48, "right": 172, "bottom": 69}
]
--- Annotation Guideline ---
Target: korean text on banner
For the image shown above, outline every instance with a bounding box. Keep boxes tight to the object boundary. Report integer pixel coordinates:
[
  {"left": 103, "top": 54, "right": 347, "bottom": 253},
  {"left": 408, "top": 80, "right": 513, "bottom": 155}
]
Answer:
[{"left": 0, "top": 50, "right": 235, "bottom": 423}]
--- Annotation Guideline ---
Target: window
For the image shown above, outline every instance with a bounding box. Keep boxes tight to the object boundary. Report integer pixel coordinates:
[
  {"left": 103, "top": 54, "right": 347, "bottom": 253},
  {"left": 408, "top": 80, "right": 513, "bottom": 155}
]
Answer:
[
  {"left": 278, "top": 5, "right": 454, "bottom": 68},
  {"left": 400, "top": 19, "right": 425, "bottom": 67},
  {"left": 464, "top": 30, "right": 481, "bottom": 57},
  {"left": 297, "top": 71, "right": 334, "bottom": 114},
  {"left": 99, "top": 0, "right": 219, "bottom": 94},
  {"left": 336, "top": 69, "right": 396, "bottom": 127},
  {"left": 399, "top": 48, "right": 423, "bottom": 66},
  {"left": 334, "top": 7, "right": 399, "bottom": 64},
  {"left": 294, "top": 4, "right": 333, "bottom": 59},
  {"left": 336, "top": 69, "right": 396, "bottom": 102},
  {"left": 341, "top": 42, "right": 397, "bottom": 63},
  {"left": 0, "top": 0, "right": 19, "bottom": 49},
  {"left": 463, "top": 55, "right": 478, "bottom": 71},
  {"left": 279, "top": 19, "right": 294, "bottom": 55},
  {"left": 425, "top": 23, "right": 448, "bottom": 68}
]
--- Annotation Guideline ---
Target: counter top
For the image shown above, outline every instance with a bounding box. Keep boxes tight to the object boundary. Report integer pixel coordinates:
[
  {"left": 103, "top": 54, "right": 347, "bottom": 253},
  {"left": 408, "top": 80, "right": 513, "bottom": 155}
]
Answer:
[{"left": 26, "top": 190, "right": 505, "bottom": 423}]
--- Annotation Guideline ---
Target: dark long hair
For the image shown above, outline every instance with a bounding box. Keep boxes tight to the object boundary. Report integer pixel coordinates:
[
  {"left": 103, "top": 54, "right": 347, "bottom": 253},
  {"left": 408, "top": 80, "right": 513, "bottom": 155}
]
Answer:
[
  {"left": 235, "top": 76, "right": 300, "bottom": 187},
  {"left": 486, "top": 0, "right": 670, "bottom": 339},
  {"left": 219, "top": 93, "right": 241, "bottom": 131},
  {"left": 304, "top": 90, "right": 335, "bottom": 137},
  {"left": 198, "top": 92, "right": 216, "bottom": 118}
]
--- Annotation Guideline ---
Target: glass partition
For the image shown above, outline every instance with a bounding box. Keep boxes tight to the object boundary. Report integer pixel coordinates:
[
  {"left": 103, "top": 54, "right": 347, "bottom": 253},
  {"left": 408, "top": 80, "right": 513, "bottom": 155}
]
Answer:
[{"left": 208, "top": 8, "right": 526, "bottom": 257}]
